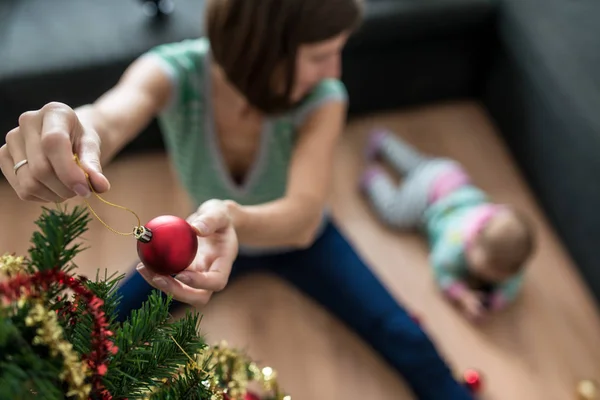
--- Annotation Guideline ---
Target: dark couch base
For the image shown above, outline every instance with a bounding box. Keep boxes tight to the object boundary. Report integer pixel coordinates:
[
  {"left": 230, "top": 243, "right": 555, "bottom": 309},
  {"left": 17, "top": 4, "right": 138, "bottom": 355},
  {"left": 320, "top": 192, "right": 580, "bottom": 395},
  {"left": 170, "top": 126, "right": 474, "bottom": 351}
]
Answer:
[{"left": 343, "top": 32, "right": 494, "bottom": 116}]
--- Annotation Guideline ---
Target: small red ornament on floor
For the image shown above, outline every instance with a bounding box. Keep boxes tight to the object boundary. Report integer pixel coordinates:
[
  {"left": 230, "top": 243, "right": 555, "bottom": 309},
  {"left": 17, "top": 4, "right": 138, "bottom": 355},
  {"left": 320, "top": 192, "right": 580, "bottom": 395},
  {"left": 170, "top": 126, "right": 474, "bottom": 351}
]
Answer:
[
  {"left": 462, "top": 368, "right": 483, "bottom": 394},
  {"left": 135, "top": 215, "right": 198, "bottom": 275},
  {"left": 410, "top": 313, "right": 421, "bottom": 326},
  {"left": 223, "top": 392, "right": 261, "bottom": 400}
]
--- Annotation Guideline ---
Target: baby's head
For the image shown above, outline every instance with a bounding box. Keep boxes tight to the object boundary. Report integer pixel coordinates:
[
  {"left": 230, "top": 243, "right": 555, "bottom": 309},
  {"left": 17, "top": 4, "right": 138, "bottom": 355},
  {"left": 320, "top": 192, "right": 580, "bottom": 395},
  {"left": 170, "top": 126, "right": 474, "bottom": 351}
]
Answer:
[{"left": 466, "top": 206, "right": 536, "bottom": 283}]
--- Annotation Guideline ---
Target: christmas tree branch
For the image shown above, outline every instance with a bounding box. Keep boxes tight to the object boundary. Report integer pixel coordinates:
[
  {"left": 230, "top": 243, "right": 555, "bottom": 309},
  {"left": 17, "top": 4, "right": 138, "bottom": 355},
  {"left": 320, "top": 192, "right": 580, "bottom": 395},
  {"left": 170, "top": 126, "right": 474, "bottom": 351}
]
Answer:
[
  {"left": 102, "top": 293, "right": 206, "bottom": 398},
  {"left": 64, "top": 270, "right": 125, "bottom": 356},
  {"left": 149, "top": 365, "right": 214, "bottom": 400},
  {"left": 26, "top": 205, "right": 91, "bottom": 274},
  {"left": 0, "top": 307, "right": 66, "bottom": 399}
]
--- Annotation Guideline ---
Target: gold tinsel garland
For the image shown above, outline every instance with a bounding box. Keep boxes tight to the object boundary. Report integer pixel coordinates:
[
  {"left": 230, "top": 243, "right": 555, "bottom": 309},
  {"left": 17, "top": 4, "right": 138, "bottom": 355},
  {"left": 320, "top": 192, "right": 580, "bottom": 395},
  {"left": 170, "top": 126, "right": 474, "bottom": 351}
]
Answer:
[
  {"left": 24, "top": 299, "right": 93, "bottom": 399},
  {"left": 155, "top": 336, "right": 291, "bottom": 400},
  {"left": 197, "top": 341, "right": 291, "bottom": 400},
  {"left": 2, "top": 254, "right": 92, "bottom": 399},
  {"left": 0, "top": 252, "right": 25, "bottom": 278}
]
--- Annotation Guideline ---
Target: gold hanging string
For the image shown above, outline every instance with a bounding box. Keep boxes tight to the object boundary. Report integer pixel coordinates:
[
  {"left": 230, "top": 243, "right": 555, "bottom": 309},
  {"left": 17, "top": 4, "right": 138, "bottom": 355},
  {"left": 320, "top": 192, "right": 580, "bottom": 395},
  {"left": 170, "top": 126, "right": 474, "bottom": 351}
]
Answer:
[{"left": 73, "top": 154, "right": 145, "bottom": 238}]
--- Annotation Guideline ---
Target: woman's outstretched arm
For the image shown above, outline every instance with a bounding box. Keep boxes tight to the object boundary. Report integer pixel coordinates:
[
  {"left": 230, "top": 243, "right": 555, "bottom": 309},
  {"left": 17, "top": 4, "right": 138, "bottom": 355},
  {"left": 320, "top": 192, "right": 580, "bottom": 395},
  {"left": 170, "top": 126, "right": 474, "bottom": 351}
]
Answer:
[{"left": 226, "top": 100, "right": 347, "bottom": 249}]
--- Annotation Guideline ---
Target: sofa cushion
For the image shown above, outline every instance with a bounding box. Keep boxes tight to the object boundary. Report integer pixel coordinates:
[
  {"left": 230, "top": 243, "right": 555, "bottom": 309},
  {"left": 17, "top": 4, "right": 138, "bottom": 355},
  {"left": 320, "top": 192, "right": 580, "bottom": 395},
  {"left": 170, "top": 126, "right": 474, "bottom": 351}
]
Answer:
[
  {"left": 495, "top": 0, "right": 600, "bottom": 129},
  {"left": 0, "top": 0, "right": 496, "bottom": 151},
  {"left": 0, "top": 0, "right": 495, "bottom": 82},
  {"left": 483, "top": 0, "right": 600, "bottom": 304}
]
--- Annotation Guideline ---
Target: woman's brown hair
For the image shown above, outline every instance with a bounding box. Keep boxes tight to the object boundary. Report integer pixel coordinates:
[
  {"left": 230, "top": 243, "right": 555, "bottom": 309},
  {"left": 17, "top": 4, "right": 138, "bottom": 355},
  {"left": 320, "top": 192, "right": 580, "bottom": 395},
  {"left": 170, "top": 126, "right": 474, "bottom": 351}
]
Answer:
[{"left": 205, "top": 0, "right": 364, "bottom": 114}]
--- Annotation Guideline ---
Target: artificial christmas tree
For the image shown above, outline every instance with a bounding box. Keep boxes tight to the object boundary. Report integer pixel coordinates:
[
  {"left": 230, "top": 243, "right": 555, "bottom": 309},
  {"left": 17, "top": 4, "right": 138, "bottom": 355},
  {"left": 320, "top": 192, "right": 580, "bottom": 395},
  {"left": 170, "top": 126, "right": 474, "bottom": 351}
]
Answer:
[{"left": 0, "top": 205, "right": 289, "bottom": 400}]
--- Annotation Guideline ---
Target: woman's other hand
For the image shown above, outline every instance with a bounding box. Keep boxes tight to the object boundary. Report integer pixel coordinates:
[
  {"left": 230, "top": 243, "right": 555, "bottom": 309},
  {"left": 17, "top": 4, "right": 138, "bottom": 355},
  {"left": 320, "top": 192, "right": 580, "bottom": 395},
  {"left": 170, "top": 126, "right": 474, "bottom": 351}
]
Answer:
[{"left": 135, "top": 199, "right": 239, "bottom": 308}]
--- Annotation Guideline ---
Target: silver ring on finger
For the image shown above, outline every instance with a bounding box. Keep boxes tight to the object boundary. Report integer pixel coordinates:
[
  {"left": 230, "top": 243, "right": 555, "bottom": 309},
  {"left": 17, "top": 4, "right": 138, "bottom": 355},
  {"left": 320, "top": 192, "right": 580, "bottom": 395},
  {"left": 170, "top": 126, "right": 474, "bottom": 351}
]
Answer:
[{"left": 13, "top": 159, "right": 28, "bottom": 174}]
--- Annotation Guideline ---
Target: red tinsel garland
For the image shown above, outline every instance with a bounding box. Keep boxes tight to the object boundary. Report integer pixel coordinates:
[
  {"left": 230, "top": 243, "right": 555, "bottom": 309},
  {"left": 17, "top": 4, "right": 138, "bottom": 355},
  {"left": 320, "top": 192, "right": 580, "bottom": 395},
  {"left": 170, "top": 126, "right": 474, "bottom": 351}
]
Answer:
[{"left": 0, "top": 268, "right": 117, "bottom": 400}]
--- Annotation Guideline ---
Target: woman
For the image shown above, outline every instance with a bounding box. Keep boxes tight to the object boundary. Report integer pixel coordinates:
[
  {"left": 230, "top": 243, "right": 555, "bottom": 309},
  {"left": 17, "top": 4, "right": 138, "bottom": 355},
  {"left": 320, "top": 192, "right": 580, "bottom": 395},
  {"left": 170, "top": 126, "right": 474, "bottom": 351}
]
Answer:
[{"left": 0, "top": 0, "right": 473, "bottom": 398}]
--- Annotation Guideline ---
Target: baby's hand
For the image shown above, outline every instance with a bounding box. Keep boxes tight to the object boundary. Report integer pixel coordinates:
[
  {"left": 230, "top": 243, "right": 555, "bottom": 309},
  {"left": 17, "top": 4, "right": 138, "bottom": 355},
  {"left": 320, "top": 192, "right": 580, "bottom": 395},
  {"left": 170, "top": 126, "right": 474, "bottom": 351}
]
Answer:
[{"left": 458, "top": 290, "right": 486, "bottom": 322}]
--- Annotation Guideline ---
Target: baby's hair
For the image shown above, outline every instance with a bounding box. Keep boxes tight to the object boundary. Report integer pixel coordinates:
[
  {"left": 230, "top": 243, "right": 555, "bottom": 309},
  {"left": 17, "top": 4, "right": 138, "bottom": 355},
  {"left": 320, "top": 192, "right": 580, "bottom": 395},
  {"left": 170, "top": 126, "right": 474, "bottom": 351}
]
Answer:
[{"left": 480, "top": 207, "right": 536, "bottom": 274}]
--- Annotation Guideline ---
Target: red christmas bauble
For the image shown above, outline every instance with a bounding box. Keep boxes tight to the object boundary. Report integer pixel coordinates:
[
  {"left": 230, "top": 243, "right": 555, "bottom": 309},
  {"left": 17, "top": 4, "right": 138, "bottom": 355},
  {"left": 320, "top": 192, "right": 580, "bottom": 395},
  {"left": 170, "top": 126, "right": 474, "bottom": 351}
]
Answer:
[
  {"left": 136, "top": 215, "right": 198, "bottom": 275},
  {"left": 462, "top": 368, "right": 483, "bottom": 393}
]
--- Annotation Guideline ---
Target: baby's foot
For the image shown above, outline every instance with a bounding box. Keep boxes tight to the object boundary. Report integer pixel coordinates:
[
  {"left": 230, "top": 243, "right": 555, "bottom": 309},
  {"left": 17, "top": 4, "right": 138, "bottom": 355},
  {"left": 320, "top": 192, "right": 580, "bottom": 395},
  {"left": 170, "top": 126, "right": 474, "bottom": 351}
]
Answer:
[
  {"left": 359, "top": 164, "right": 385, "bottom": 193},
  {"left": 365, "top": 128, "right": 390, "bottom": 161}
]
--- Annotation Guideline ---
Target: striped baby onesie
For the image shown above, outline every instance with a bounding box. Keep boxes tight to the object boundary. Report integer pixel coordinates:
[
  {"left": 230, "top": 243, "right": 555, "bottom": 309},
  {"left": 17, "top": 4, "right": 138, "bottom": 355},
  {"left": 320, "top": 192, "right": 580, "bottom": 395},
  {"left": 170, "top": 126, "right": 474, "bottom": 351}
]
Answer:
[{"left": 361, "top": 130, "right": 524, "bottom": 310}]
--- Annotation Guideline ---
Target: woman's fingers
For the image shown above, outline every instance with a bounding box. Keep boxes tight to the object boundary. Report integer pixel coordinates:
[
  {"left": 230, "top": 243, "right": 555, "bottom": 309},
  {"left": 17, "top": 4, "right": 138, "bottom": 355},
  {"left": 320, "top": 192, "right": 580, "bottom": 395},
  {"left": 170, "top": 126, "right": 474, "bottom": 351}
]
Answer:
[
  {"left": 23, "top": 113, "right": 77, "bottom": 199},
  {"left": 38, "top": 108, "right": 88, "bottom": 198},
  {"left": 174, "top": 256, "right": 232, "bottom": 292},
  {"left": 188, "top": 199, "right": 231, "bottom": 235},
  {"left": 0, "top": 146, "right": 46, "bottom": 202},
  {"left": 136, "top": 264, "right": 213, "bottom": 307},
  {"left": 1, "top": 102, "right": 109, "bottom": 204},
  {"left": 5, "top": 127, "right": 64, "bottom": 202}
]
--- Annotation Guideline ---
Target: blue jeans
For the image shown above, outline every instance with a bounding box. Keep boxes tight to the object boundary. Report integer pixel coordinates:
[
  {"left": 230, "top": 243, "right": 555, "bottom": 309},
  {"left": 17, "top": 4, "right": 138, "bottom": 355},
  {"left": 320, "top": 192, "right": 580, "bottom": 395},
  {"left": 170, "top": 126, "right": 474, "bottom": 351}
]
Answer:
[{"left": 115, "top": 221, "right": 473, "bottom": 400}]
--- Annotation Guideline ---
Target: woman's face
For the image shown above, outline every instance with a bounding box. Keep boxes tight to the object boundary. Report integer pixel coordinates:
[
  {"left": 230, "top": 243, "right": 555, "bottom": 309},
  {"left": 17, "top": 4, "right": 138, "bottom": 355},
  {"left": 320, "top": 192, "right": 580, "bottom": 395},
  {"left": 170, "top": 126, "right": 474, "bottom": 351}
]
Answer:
[{"left": 290, "top": 32, "right": 350, "bottom": 102}]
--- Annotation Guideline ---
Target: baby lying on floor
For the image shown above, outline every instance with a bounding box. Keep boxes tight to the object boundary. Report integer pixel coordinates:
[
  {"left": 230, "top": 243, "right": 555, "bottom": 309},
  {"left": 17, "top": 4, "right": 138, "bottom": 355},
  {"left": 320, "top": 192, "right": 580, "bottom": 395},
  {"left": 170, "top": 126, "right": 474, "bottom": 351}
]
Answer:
[{"left": 360, "top": 128, "right": 536, "bottom": 322}]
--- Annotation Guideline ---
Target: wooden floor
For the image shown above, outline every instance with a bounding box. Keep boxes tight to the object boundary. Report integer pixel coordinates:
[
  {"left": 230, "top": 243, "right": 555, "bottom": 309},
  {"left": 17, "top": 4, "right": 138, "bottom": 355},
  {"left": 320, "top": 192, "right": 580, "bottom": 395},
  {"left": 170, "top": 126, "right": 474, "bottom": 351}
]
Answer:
[{"left": 1, "top": 101, "right": 599, "bottom": 400}]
